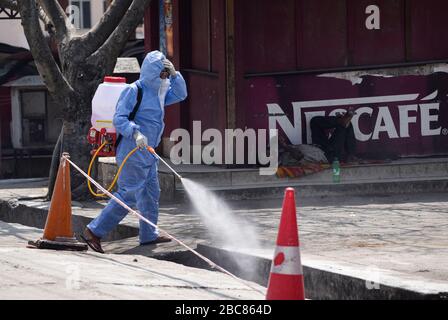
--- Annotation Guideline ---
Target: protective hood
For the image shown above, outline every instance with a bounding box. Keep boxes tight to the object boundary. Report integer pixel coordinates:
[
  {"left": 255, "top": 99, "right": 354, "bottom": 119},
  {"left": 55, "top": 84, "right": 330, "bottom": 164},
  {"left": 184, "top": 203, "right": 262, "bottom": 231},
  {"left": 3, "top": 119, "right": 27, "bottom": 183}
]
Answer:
[{"left": 139, "top": 50, "right": 166, "bottom": 90}]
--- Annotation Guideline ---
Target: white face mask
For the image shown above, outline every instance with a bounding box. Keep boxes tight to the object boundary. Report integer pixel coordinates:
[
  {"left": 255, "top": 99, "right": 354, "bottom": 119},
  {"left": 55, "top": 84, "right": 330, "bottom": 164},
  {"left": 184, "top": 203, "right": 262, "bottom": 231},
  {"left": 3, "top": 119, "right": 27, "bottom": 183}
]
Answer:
[{"left": 158, "top": 78, "right": 170, "bottom": 109}]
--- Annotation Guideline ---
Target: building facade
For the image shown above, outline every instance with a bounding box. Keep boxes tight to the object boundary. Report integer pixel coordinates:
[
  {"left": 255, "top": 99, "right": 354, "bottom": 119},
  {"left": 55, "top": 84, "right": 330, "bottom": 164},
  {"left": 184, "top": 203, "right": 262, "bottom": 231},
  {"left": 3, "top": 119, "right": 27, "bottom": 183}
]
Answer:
[{"left": 146, "top": 0, "right": 448, "bottom": 160}]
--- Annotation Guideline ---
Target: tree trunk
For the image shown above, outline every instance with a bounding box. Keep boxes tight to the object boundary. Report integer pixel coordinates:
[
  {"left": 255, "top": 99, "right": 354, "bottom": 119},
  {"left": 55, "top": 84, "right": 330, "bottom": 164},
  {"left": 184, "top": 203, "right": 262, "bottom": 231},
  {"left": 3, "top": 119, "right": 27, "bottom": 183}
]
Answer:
[
  {"left": 46, "top": 129, "right": 62, "bottom": 200},
  {"left": 47, "top": 91, "right": 94, "bottom": 201},
  {"left": 62, "top": 116, "right": 93, "bottom": 201}
]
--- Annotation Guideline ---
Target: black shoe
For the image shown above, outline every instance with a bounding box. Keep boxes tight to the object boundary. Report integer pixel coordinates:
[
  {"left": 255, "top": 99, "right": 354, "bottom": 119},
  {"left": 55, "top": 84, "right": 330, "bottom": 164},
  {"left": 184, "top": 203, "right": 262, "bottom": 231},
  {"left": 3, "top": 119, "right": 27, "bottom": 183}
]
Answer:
[{"left": 80, "top": 228, "right": 105, "bottom": 254}]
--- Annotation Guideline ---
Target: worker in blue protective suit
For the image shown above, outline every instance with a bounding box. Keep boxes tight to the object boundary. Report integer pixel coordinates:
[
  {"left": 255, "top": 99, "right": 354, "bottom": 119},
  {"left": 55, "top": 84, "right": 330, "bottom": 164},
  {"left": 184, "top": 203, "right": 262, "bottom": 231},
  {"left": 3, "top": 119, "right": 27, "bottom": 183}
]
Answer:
[{"left": 81, "top": 51, "right": 187, "bottom": 253}]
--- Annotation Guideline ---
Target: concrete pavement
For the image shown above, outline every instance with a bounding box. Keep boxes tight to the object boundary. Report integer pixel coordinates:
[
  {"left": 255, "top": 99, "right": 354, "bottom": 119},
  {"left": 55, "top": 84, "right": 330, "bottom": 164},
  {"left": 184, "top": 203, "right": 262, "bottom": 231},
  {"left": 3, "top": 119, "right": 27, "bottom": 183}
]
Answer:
[
  {"left": 0, "top": 221, "right": 265, "bottom": 300},
  {"left": 111, "top": 192, "right": 448, "bottom": 297},
  {"left": 1, "top": 179, "right": 447, "bottom": 298}
]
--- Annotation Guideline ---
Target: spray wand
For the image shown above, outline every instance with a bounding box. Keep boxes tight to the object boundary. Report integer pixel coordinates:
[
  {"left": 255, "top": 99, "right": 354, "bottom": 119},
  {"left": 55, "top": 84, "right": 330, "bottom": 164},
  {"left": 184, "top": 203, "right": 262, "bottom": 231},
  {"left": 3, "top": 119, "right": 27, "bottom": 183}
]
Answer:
[{"left": 146, "top": 146, "right": 183, "bottom": 180}]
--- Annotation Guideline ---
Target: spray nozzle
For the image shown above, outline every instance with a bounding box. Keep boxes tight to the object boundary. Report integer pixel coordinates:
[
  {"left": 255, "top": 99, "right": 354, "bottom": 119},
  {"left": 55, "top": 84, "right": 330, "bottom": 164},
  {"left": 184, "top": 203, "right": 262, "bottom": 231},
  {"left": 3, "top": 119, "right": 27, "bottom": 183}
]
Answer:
[{"left": 146, "top": 146, "right": 156, "bottom": 155}]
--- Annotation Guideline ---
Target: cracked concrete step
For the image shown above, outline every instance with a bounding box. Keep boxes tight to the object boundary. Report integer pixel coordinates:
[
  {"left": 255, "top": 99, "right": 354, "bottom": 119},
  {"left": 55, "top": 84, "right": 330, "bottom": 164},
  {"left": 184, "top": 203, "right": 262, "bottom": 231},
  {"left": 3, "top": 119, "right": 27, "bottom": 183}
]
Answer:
[
  {"left": 0, "top": 198, "right": 138, "bottom": 242},
  {"left": 176, "top": 158, "right": 448, "bottom": 187},
  {"left": 195, "top": 244, "right": 448, "bottom": 300},
  {"left": 96, "top": 157, "right": 448, "bottom": 202},
  {"left": 0, "top": 222, "right": 265, "bottom": 300},
  {"left": 173, "top": 178, "right": 448, "bottom": 201}
]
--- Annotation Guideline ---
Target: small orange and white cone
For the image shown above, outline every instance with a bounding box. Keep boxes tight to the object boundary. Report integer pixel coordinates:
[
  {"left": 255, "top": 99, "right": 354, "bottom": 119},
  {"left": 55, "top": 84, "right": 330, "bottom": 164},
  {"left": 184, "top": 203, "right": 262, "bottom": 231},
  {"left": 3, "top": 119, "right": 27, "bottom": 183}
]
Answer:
[{"left": 266, "top": 187, "right": 305, "bottom": 300}]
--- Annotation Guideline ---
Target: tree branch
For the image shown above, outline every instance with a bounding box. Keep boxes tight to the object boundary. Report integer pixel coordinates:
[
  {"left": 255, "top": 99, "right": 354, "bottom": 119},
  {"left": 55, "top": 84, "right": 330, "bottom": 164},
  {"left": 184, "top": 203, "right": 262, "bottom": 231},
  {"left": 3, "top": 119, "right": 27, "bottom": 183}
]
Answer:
[
  {"left": 0, "top": 0, "right": 55, "bottom": 34},
  {"left": 37, "top": 0, "right": 73, "bottom": 41},
  {"left": 92, "top": 0, "right": 151, "bottom": 71},
  {"left": 17, "top": 0, "right": 72, "bottom": 96},
  {"left": 0, "top": 0, "right": 18, "bottom": 10},
  {"left": 37, "top": 5, "right": 50, "bottom": 23},
  {"left": 79, "top": 0, "right": 133, "bottom": 57},
  {"left": 0, "top": 0, "right": 53, "bottom": 29},
  {"left": 36, "top": 4, "right": 54, "bottom": 31}
]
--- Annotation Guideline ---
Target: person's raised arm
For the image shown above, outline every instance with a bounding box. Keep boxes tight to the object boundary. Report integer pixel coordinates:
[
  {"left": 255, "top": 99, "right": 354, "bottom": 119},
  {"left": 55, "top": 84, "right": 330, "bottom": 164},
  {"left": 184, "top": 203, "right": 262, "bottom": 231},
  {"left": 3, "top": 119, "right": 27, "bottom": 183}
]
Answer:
[{"left": 163, "top": 59, "right": 188, "bottom": 106}]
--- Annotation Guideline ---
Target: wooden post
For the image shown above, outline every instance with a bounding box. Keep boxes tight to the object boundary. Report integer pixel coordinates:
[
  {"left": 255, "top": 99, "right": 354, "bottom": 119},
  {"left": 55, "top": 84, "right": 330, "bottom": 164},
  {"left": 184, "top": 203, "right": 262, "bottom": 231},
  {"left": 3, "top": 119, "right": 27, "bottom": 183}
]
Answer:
[
  {"left": 0, "top": 119, "right": 2, "bottom": 178},
  {"left": 225, "top": 0, "right": 236, "bottom": 130},
  {"left": 144, "top": 0, "right": 160, "bottom": 53}
]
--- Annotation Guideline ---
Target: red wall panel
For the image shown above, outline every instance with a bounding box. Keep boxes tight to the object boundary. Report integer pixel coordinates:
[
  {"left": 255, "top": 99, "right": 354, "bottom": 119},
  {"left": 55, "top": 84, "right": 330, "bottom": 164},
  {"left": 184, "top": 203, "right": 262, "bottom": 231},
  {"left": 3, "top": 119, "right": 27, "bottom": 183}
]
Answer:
[
  {"left": 144, "top": 1, "right": 160, "bottom": 53},
  {"left": 407, "top": 0, "right": 448, "bottom": 61},
  {"left": 241, "top": 0, "right": 297, "bottom": 73},
  {"left": 210, "top": 0, "right": 225, "bottom": 73},
  {"left": 178, "top": 0, "right": 227, "bottom": 135},
  {"left": 163, "top": 0, "right": 183, "bottom": 137},
  {"left": 187, "top": 75, "right": 225, "bottom": 132},
  {"left": 298, "top": 0, "right": 347, "bottom": 69},
  {"left": 347, "top": 0, "right": 405, "bottom": 66},
  {"left": 191, "top": 0, "right": 211, "bottom": 70}
]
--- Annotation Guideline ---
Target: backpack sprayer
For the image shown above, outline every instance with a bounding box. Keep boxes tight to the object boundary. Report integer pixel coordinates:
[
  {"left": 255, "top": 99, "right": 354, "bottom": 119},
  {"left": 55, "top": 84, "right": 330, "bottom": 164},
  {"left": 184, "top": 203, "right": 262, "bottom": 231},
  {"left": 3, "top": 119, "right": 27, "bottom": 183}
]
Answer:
[
  {"left": 86, "top": 76, "right": 181, "bottom": 197},
  {"left": 87, "top": 76, "right": 126, "bottom": 157}
]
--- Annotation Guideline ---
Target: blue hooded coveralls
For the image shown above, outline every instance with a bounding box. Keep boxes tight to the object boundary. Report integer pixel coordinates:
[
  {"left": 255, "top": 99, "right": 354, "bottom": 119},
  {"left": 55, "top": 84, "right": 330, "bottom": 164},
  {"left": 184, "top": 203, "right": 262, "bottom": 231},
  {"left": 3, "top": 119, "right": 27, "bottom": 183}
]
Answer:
[{"left": 88, "top": 51, "right": 188, "bottom": 244}]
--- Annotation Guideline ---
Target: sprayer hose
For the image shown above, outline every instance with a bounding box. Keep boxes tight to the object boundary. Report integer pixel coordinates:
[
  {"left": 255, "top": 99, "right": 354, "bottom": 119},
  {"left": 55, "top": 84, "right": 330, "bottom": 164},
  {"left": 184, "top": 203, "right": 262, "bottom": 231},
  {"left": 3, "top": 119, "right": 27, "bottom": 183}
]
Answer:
[{"left": 87, "top": 141, "right": 140, "bottom": 197}]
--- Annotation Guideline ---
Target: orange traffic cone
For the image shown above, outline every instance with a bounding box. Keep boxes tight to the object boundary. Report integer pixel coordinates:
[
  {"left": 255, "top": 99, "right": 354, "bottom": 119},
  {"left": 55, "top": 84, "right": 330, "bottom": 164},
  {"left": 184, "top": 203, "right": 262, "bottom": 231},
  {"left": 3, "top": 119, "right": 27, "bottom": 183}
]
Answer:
[
  {"left": 28, "top": 153, "right": 87, "bottom": 251},
  {"left": 266, "top": 187, "right": 305, "bottom": 300}
]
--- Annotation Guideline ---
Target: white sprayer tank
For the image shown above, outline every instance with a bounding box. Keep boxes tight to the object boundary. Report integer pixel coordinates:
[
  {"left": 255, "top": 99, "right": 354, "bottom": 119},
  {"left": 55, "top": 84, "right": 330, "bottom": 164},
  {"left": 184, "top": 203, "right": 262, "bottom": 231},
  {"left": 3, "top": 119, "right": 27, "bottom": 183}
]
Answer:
[{"left": 91, "top": 76, "right": 128, "bottom": 133}]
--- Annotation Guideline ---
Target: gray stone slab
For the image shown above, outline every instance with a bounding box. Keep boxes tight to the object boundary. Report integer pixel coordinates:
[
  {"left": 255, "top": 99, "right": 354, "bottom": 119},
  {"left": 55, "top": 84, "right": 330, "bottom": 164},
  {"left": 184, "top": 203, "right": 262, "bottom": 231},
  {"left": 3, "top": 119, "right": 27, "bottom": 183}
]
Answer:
[
  {"left": 96, "top": 157, "right": 448, "bottom": 200},
  {"left": 195, "top": 245, "right": 447, "bottom": 300},
  {"left": 0, "top": 197, "right": 139, "bottom": 242},
  {"left": 0, "top": 222, "right": 265, "bottom": 300},
  {"left": 173, "top": 178, "right": 448, "bottom": 201},
  {"left": 399, "top": 162, "right": 448, "bottom": 179},
  {"left": 181, "top": 171, "right": 233, "bottom": 187},
  {"left": 1, "top": 178, "right": 448, "bottom": 299}
]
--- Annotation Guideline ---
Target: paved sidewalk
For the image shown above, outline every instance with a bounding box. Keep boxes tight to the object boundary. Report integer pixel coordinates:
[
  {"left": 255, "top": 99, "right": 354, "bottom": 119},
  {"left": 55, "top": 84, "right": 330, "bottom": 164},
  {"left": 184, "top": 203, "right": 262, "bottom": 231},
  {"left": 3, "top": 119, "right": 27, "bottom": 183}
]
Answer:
[
  {"left": 108, "top": 192, "right": 448, "bottom": 283},
  {"left": 0, "top": 221, "right": 264, "bottom": 300},
  {"left": 1, "top": 180, "right": 447, "bottom": 296}
]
